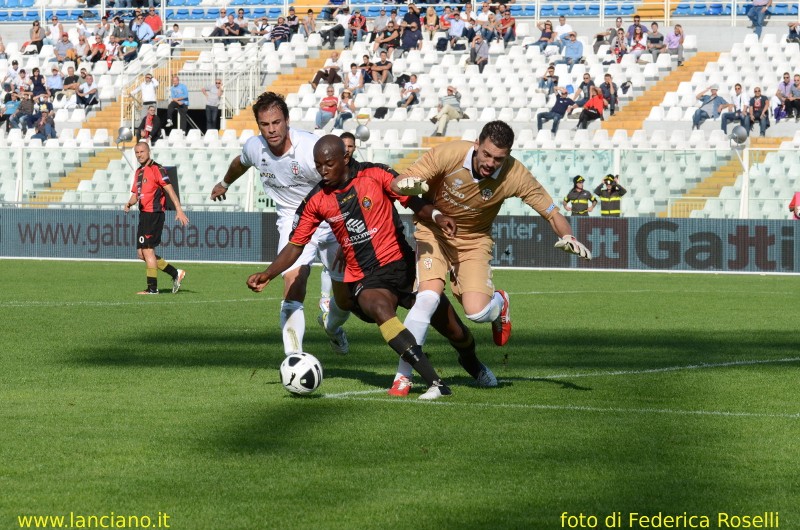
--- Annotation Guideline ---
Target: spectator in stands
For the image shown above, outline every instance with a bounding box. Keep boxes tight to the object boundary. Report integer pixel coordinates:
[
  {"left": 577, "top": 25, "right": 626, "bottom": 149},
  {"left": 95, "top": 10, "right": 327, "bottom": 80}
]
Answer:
[
  {"left": 400, "top": 22, "right": 423, "bottom": 55},
  {"left": 345, "top": 9, "right": 367, "bottom": 49},
  {"left": 95, "top": 16, "right": 111, "bottom": 40},
  {"left": 744, "top": 87, "right": 770, "bottom": 136},
  {"left": 499, "top": 10, "right": 516, "bottom": 47},
  {"left": 28, "top": 93, "right": 53, "bottom": 129},
  {"left": 430, "top": 85, "right": 466, "bottom": 137},
  {"left": 371, "top": 49, "right": 393, "bottom": 86},
  {"left": 271, "top": 16, "right": 291, "bottom": 49},
  {"left": 10, "top": 93, "right": 34, "bottom": 132},
  {"left": 209, "top": 9, "right": 230, "bottom": 39},
  {"left": 252, "top": 17, "right": 272, "bottom": 41},
  {"left": 647, "top": 22, "right": 666, "bottom": 60},
  {"left": 786, "top": 74, "right": 800, "bottom": 121},
  {"left": 537, "top": 86, "right": 575, "bottom": 133},
  {"left": 166, "top": 24, "right": 182, "bottom": 50},
  {"left": 370, "top": 8, "right": 389, "bottom": 43},
  {"left": 29, "top": 21, "right": 45, "bottom": 54},
  {"left": 628, "top": 26, "right": 647, "bottom": 63},
  {"left": 532, "top": 20, "right": 555, "bottom": 52},
  {"left": 359, "top": 54, "right": 373, "bottom": 84},
  {"left": 666, "top": 24, "right": 685, "bottom": 66},
  {"left": 165, "top": 75, "right": 189, "bottom": 132},
  {"left": 77, "top": 35, "right": 94, "bottom": 64},
  {"left": 343, "top": 63, "right": 365, "bottom": 97},
  {"left": 594, "top": 17, "right": 623, "bottom": 54},
  {"left": 556, "top": 32, "right": 583, "bottom": 72},
  {"left": 320, "top": 7, "right": 349, "bottom": 49},
  {"left": 448, "top": 9, "right": 466, "bottom": 49},
  {"left": 626, "top": 15, "right": 648, "bottom": 40},
  {"left": 397, "top": 74, "right": 420, "bottom": 108},
  {"left": 112, "top": 16, "right": 133, "bottom": 42},
  {"left": 482, "top": 13, "right": 501, "bottom": 43},
  {"left": 1, "top": 92, "right": 20, "bottom": 131},
  {"left": 145, "top": 7, "right": 162, "bottom": 36},
  {"left": 136, "top": 105, "right": 162, "bottom": 144},
  {"left": 29, "top": 67, "right": 47, "bottom": 100},
  {"left": 401, "top": 3, "right": 422, "bottom": 33},
  {"left": 130, "top": 72, "right": 159, "bottom": 114},
  {"left": 599, "top": 73, "right": 618, "bottom": 115},
  {"left": 461, "top": 3, "right": 478, "bottom": 43},
  {"left": 720, "top": 83, "right": 747, "bottom": 134},
  {"left": 788, "top": 191, "right": 800, "bottom": 219},
  {"left": 0, "top": 43, "right": 7, "bottom": 60},
  {"left": 593, "top": 174, "right": 627, "bottom": 217},
  {"left": 468, "top": 33, "right": 489, "bottom": 73},
  {"left": 692, "top": 85, "right": 726, "bottom": 129},
  {"left": 15, "top": 70, "right": 32, "bottom": 96},
  {"left": 747, "top": 0, "right": 772, "bottom": 39},
  {"left": 285, "top": 8, "right": 299, "bottom": 36},
  {"left": 553, "top": 15, "right": 574, "bottom": 51},
  {"left": 105, "top": 35, "right": 122, "bottom": 66},
  {"left": 46, "top": 66, "right": 64, "bottom": 99},
  {"left": 475, "top": 2, "right": 492, "bottom": 37},
  {"left": 310, "top": 51, "right": 342, "bottom": 90},
  {"left": 334, "top": 89, "right": 356, "bottom": 129},
  {"left": 53, "top": 33, "right": 77, "bottom": 65},
  {"left": 563, "top": 175, "right": 597, "bottom": 215},
  {"left": 76, "top": 16, "right": 93, "bottom": 39},
  {"left": 373, "top": 21, "right": 400, "bottom": 53},
  {"left": 788, "top": 22, "right": 800, "bottom": 43},
  {"left": 315, "top": 86, "right": 338, "bottom": 129},
  {"left": 575, "top": 73, "right": 595, "bottom": 107},
  {"left": 133, "top": 13, "right": 155, "bottom": 44},
  {"left": 576, "top": 86, "right": 607, "bottom": 129},
  {"left": 62, "top": 66, "right": 80, "bottom": 98},
  {"left": 235, "top": 9, "right": 250, "bottom": 38},
  {"left": 321, "top": 0, "right": 346, "bottom": 22},
  {"left": 423, "top": 7, "right": 440, "bottom": 40},
  {"left": 45, "top": 15, "right": 64, "bottom": 45},
  {"left": 775, "top": 72, "right": 793, "bottom": 120},
  {"left": 201, "top": 78, "right": 223, "bottom": 130},
  {"left": 222, "top": 14, "right": 242, "bottom": 44},
  {"left": 86, "top": 35, "right": 106, "bottom": 64},
  {"left": 537, "top": 64, "right": 558, "bottom": 96},
  {"left": 31, "top": 110, "right": 56, "bottom": 142},
  {"left": 77, "top": 74, "right": 99, "bottom": 109},
  {"left": 121, "top": 34, "right": 139, "bottom": 63}
]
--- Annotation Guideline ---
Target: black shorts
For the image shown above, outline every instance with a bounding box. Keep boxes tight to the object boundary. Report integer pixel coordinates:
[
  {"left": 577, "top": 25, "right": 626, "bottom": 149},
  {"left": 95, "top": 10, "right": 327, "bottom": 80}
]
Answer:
[
  {"left": 347, "top": 256, "right": 416, "bottom": 323},
  {"left": 136, "top": 211, "right": 165, "bottom": 249}
]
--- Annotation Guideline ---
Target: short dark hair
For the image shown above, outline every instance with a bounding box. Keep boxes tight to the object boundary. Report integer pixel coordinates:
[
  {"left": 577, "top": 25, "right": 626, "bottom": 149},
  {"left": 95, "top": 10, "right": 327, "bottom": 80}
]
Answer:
[
  {"left": 252, "top": 91, "right": 289, "bottom": 120},
  {"left": 479, "top": 121, "right": 514, "bottom": 150},
  {"left": 340, "top": 131, "right": 356, "bottom": 142}
]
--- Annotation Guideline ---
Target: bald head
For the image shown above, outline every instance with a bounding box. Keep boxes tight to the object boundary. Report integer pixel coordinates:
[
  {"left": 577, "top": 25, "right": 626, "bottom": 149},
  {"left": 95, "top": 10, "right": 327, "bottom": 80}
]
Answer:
[
  {"left": 314, "top": 135, "right": 349, "bottom": 188},
  {"left": 313, "top": 135, "right": 346, "bottom": 160},
  {"left": 134, "top": 141, "right": 151, "bottom": 165}
]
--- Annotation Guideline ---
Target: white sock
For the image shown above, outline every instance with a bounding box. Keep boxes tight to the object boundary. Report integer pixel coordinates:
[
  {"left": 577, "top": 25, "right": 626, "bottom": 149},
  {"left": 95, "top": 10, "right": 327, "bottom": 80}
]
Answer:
[
  {"left": 280, "top": 300, "right": 305, "bottom": 355},
  {"left": 465, "top": 292, "right": 503, "bottom": 323},
  {"left": 324, "top": 297, "right": 350, "bottom": 333},
  {"left": 395, "top": 290, "right": 440, "bottom": 380},
  {"left": 319, "top": 267, "right": 332, "bottom": 313}
]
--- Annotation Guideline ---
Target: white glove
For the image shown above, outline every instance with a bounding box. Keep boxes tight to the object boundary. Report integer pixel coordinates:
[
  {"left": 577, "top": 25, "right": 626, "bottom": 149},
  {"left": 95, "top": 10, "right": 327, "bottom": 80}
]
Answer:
[
  {"left": 396, "top": 177, "right": 429, "bottom": 196},
  {"left": 555, "top": 235, "right": 592, "bottom": 260}
]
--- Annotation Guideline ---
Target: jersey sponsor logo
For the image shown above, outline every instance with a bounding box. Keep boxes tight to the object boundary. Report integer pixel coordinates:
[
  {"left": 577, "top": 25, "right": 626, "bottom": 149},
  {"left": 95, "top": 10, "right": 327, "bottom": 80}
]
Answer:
[
  {"left": 345, "top": 218, "right": 366, "bottom": 234},
  {"left": 260, "top": 171, "right": 276, "bottom": 180},
  {"left": 327, "top": 211, "right": 350, "bottom": 223},
  {"left": 339, "top": 191, "right": 357, "bottom": 205},
  {"left": 361, "top": 196, "right": 372, "bottom": 210},
  {"left": 342, "top": 227, "right": 379, "bottom": 247},
  {"left": 481, "top": 188, "right": 493, "bottom": 201},
  {"left": 443, "top": 181, "right": 466, "bottom": 199}
]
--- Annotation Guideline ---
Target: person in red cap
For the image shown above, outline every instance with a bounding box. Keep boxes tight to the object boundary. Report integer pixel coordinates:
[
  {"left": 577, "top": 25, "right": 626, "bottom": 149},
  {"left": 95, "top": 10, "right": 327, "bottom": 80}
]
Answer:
[{"left": 789, "top": 192, "right": 800, "bottom": 220}]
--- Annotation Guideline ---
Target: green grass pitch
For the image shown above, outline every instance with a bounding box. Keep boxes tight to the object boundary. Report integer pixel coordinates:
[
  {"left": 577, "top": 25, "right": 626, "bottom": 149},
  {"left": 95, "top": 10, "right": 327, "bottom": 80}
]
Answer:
[{"left": 2, "top": 259, "right": 799, "bottom": 529}]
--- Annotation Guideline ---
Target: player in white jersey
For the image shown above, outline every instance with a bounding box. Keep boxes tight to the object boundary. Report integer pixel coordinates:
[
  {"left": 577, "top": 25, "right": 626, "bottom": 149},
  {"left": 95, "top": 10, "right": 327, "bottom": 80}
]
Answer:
[{"left": 210, "top": 92, "right": 350, "bottom": 356}]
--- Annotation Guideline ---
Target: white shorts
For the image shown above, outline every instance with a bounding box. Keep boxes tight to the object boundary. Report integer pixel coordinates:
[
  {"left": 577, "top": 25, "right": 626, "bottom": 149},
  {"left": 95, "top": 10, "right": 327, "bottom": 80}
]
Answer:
[{"left": 277, "top": 216, "right": 344, "bottom": 282}]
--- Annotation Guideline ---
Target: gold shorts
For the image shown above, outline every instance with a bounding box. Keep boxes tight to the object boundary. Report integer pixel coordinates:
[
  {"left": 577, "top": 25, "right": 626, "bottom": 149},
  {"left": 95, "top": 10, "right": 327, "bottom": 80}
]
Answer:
[{"left": 414, "top": 222, "right": 495, "bottom": 299}]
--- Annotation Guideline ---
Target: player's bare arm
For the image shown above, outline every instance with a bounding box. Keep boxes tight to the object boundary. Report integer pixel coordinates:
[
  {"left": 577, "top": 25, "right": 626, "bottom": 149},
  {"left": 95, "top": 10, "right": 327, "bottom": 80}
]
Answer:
[
  {"left": 123, "top": 193, "right": 137, "bottom": 213},
  {"left": 211, "top": 155, "right": 250, "bottom": 202},
  {"left": 247, "top": 243, "right": 304, "bottom": 292},
  {"left": 163, "top": 184, "right": 189, "bottom": 226},
  {"left": 408, "top": 197, "right": 457, "bottom": 238}
]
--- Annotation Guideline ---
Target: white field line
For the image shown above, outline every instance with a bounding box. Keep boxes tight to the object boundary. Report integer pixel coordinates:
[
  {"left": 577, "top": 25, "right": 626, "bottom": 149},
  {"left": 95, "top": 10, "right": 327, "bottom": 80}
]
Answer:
[{"left": 323, "top": 357, "right": 800, "bottom": 420}]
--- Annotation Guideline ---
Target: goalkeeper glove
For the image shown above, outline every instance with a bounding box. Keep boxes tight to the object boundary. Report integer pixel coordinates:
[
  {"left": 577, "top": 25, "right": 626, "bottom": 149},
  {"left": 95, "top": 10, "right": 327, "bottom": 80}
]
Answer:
[
  {"left": 554, "top": 235, "right": 592, "bottom": 260},
  {"left": 396, "top": 177, "right": 429, "bottom": 196}
]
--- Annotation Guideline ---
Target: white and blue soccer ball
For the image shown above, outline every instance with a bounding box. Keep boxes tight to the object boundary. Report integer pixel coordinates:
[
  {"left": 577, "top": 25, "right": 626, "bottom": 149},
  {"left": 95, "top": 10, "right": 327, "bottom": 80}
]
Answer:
[{"left": 279, "top": 353, "right": 323, "bottom": 395}]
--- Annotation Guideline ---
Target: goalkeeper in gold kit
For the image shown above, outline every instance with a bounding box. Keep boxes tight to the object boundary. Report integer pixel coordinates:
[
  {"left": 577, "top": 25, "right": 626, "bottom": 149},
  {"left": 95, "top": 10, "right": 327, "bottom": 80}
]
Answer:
[{"left": 387, "top": 120, "right": 591, "bottom": 396}]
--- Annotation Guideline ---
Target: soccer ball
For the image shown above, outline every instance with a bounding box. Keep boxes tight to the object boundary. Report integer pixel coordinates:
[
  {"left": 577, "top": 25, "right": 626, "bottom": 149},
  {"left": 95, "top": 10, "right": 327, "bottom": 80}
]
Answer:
[{"left": 279, "top": 353, "right": 323, "bottom": 395}]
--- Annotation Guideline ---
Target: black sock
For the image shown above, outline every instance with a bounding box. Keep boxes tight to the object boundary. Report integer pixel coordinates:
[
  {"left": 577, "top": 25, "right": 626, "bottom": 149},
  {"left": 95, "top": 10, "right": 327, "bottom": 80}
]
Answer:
[
  {"left": 156, "top": 256, "right": 178, "bottom": 279},
  {"left": 450, "top": 328, "right": 482, "bottom": 379},
  {"left": 401, "top": 345, "right": 443, "bottom": 387}
]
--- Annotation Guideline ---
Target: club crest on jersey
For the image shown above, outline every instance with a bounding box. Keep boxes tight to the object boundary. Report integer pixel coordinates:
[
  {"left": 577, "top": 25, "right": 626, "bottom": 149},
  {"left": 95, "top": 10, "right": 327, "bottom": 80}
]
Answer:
[
  {"left": 290, "top": 161, "right": 300, "bottom": 176},
  {"left": 452, "top": 178, "right": 463, "bottom": 189},
  {"left": 423, "top": 257, "right": 433, "bottom": 270},
  {"left": 361, "top": 196, "right": 372, "bottom": 210},
  {"left": 481, "top": 188, "right": 493, "bottom": 201}
]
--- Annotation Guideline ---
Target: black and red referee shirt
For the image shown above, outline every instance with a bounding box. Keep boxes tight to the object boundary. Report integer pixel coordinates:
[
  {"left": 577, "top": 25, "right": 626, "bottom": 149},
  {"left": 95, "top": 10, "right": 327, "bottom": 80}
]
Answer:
[
  {"left": 130, "top": 160, "right": 171, "bottom": 213},
  {"left": 289, "top": 161, "right": 414, "bottom": 283}
]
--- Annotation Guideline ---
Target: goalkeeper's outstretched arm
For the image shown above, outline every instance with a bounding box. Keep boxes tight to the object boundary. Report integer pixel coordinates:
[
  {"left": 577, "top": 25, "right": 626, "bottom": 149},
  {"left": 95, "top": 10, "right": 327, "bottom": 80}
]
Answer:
[{"left": 548, "top": 211, "right": 592, "bottom": 260}]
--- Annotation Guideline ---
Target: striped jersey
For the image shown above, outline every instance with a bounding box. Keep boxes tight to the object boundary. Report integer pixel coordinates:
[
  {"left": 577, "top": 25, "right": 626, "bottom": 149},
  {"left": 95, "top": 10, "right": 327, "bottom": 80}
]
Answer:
[
  {"left": 289, "top": 161, "right": 412, "bottom": 282},
  {"left": 131, "top": 160, "right": 171, "bottom": 213}
]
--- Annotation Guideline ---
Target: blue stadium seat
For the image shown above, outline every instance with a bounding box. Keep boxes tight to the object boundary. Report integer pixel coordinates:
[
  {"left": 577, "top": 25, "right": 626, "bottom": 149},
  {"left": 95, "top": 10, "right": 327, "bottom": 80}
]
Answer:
[
  {"left": 771, "top": 3, "right": 789, "bottom": 14},
  {"left": 9, "top": 11, "right": 23, "bottom": 20},
  {"left": 185, "top": 0, "right": 201, "bottom": 5},
  {"left": 708, "top": 3, "right": 724, "bottom": 14},
  {"left": 0, "top": 0, "right": 7, "bottom": 6},
  {"left": 572, "top": 5, "right": 588, "bottom": 16},
  {"left": 691, "top": 2, "right": 708, "bottom": 14},
  {"left": 252, "top": 8, "right": 267, "bottom": 17},
  {"left": 620, "top": 4, "right": 635, "bottom": 15},
  {"left": 6, "top": 0, "right": 19, "bottom": 7},
  {"left": 673, "top": 3, "right": 691, "bottom": 15},
  {"left": 0, "top": 12, "right": 7, "bottom": 21},
  {"left": 366, "top": 6, "right": 381, "bottom": 16},
  {"left": 588, "top": 4, "right": 601, "bottom": 15},
  {"left": 23, "top": 11, "right": 37, "bottom": 21},
  {"left": 523, "top": 5, "right": 537, "bottom": 16},
  {"left": 736, "top": 3, "right": 752, "bottom": 15},
  {"left": 20, "top": 0, "right": 33, "bottom": 5},
  {"left": 268, "top": 7, "right": 282, "bottom": 17},
  {"left": 70, "top": 9, "right": 85, "bottom": 19},
  {"left": 509, "top": 5, "right": 523, "bottom": 15},
  {"left": 604, "top": 4, "right": 620, "bottom": 15},
  {"left": 175, "top": 8, "right": 190, "bottom": 18},
  {"left": 540, "top": 5, "right": 555, "bottom": 17},
  {"left": 265, "top": 0, "right": 283, "bottom": 5},
  {"left": 189, "top": 8, "right": 205, "bottom": 19},
  {"left": 556, "top": 4, "right": 572, "bottom": 15}
]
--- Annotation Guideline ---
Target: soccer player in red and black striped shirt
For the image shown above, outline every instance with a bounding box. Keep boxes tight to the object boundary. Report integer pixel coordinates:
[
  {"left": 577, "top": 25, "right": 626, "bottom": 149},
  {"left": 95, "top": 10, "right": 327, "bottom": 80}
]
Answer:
[
  {"left": 247, "top": 136, "right": 490, "bottom": 400},
  {"left": 124, "top": 142, "right": 189, "bottom": 295}
]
